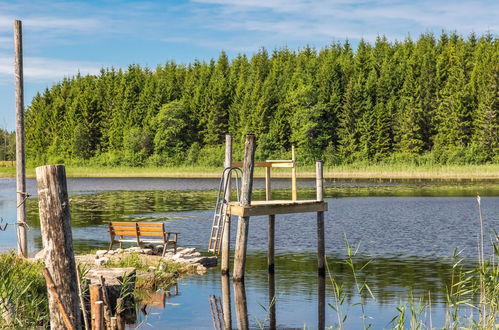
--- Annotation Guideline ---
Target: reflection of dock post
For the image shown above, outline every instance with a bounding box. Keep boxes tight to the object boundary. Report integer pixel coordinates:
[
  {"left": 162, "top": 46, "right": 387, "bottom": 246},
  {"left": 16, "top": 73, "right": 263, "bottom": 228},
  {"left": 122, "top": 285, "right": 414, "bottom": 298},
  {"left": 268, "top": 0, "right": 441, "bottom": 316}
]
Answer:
[
  {"left": 269, "top": 272, "right": 276, "bottom": 330},
  {"left": 221, "top": 275, "right": 232, "bottom": 329},
  {"left": 221, "top": 134, "right": 232, "bottom": 275},
  {"left": 233, "top": 134, "right": 256, "bottom": 281},
  {"left": 234, "top": 281, "right": 249, "bottom": 330},
  {"left": 318, "top": 274, "right": 325, "bottom": 330},
  {"left": 316, "top": 161, "right": 325, "bottom": 276}
]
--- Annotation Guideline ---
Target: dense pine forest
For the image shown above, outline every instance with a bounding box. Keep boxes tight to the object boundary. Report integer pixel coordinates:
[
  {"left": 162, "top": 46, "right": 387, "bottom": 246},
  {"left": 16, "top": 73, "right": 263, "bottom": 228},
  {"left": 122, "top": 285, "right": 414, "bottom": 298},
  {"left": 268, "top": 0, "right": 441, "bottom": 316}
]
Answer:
[{"left": 25, "top": 33, "right": 498, "bottom": 167}]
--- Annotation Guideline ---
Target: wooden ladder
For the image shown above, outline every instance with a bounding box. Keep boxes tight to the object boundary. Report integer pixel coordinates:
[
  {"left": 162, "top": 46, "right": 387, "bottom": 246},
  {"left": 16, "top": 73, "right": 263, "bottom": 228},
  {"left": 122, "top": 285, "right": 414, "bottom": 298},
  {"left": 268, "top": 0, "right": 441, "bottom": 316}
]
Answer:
[{"left": 208, "top": 167, "right": 242, "bottom": 254}]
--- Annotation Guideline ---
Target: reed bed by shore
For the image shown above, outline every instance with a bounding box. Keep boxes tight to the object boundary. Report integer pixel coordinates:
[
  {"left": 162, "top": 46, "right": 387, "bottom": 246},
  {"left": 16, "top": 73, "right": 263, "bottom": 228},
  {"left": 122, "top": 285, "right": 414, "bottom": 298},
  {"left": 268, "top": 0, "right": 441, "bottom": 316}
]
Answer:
[{"left": 0, "top": 163, "right": 498, "bottom": 179}]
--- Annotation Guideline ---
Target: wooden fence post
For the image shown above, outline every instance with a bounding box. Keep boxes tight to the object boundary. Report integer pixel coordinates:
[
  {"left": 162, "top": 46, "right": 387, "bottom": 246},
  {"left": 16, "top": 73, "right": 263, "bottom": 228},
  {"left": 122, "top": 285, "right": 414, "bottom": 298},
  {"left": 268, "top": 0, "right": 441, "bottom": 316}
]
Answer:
[
  {"left": 14, "top": 20, "right": 27, "bottom": 258},
  {"left": 90, "top": 284, "right": 103, "bottom": 330},
  {"left": 221, "top": 134, "right": 232, "bottom": 275},
  {"left": 233, "top": 134, "right": 256, "bottom": 281},
  {"left": 316, "top": 161, "right": 325, "bottom": 276},
  {"left": 36, "top": 165, "right": 81, "bottom": 329}
]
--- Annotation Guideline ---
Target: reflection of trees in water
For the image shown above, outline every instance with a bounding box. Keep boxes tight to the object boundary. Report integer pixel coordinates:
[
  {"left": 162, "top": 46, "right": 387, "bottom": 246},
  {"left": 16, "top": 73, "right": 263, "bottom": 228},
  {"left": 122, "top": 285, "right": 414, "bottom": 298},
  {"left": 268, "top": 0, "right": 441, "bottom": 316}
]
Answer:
[
  {"left": 240, "top": 252, "right": 474, "bottom": 306},
  {"left": 26, "top": 190, "right": 218, "bottom": 227}
]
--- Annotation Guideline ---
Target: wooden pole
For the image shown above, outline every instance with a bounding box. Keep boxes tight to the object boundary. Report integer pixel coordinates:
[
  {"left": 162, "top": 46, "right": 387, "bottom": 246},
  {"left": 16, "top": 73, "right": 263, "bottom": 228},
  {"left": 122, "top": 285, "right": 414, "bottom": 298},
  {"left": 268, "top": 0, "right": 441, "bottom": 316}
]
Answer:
[
  {"left": 14, "top": 19, "right": 27, "bottom": 258},
  {"left": 93, "top": 301, "right": 104, "bottom": 330},
  {"left": 234, "top": 281, "right": 249, "bottom": 330},
  {"left": 318, "top": 273, "right": 325, "bottom": 330},
  {"left": 221, "top": 275, "right": 232, "bottom": 330},
  {"left": 316, "top": 161, "right": 325, "bottom": 276},
  {"left": 291, "top": 145, "right": 297, "bottom": 201},
  {"left": 269, "top": 272, "right": 276, "bottom": 330},
  {"left": 36, "top": 165, "right": 81, "bottom": 329},
  {"left": 233, "top": 134, "right": 256, "bottom": 281},
  {"left": 266, "top": 165, "right": 275, "bottom": 273},
  {"left": 90, "top": 284, "right": 103, "bottom": 330},
  {"left": 42, "top": 268, "right": 76, "bottom": 330},
  {"left": 99, "top": 276, "right": 112, "bottom": 327},
  {"left": 221, "top": 134, "right": 232, "bottom": 275}
]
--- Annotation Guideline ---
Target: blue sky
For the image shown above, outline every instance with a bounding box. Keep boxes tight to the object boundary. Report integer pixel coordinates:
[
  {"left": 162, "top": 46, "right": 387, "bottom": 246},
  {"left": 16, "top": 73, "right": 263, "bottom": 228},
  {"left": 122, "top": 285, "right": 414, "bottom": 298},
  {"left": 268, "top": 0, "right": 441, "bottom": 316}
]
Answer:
[{"left": 0, "top": 0, "right": 497, "bottom": 131}]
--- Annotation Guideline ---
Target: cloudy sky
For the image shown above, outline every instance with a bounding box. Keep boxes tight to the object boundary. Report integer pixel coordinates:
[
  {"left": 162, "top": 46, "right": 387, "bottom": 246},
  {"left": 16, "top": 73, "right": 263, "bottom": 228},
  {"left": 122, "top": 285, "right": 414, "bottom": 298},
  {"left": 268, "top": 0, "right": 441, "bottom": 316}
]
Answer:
[{"left": 0, "top": 0, "right": 497, "bottom": 130}]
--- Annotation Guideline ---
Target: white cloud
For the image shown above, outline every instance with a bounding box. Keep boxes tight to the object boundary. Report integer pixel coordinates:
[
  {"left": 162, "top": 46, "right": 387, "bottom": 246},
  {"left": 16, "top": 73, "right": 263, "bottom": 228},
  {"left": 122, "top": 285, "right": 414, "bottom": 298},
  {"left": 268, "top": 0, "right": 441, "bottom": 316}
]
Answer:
[
  {"left": 0, "top": 56, "right": 105, "bottom": 83},
  {"left": 188, "top": 0, "right": 498, "bottom": 44}
]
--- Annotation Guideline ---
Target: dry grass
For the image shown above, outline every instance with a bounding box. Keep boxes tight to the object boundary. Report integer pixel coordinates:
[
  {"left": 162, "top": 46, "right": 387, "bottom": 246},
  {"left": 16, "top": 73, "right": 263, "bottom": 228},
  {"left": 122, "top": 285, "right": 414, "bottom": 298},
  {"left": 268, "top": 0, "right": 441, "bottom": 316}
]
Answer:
[{"left": 0, "top": 163, "right": 498, "bottom": 179}]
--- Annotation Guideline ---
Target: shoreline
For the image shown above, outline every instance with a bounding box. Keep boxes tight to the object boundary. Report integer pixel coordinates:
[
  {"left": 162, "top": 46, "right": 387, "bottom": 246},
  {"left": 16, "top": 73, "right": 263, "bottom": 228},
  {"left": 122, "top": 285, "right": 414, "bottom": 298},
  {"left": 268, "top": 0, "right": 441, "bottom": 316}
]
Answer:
[{"left": 0, "top": 164, "right": 498, "bottom": 180}]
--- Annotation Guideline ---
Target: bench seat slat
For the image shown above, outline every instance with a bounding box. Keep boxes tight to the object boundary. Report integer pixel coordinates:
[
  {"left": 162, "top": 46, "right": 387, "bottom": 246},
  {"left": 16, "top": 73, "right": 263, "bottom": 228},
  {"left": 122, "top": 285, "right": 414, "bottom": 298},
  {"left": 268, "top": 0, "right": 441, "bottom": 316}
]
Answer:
[
  {"left": 112, "top": 231, "right": 138, "bottom": 236},
  {"left": 136, "top": 232, "right": 164, "bottom": 237}
]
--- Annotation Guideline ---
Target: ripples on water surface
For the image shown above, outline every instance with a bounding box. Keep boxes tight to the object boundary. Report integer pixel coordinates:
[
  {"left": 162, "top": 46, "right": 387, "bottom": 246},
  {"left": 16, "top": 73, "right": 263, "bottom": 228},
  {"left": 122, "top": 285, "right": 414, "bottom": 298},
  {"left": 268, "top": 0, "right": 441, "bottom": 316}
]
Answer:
[{"left": 0, "top": 177, "right": 498, "bottom": 328}]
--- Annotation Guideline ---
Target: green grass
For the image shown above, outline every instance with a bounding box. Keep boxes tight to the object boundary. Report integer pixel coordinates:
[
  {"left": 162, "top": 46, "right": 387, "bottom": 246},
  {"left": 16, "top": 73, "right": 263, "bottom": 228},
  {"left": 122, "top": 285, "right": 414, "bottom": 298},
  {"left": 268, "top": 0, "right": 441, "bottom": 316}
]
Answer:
[
  {"left": 0, "top": 252, "right": 49, "bottom": 328},
  {"left": 1, "top": 163, "right": 498, "bottom": 179}
]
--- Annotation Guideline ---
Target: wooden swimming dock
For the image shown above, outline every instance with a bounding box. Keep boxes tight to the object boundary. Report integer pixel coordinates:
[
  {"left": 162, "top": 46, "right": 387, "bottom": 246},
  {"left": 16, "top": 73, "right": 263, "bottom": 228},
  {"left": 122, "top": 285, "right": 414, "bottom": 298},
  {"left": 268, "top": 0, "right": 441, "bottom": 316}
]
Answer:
[{"left": 209, "top": 134, "right": 328, "bottom": 281}]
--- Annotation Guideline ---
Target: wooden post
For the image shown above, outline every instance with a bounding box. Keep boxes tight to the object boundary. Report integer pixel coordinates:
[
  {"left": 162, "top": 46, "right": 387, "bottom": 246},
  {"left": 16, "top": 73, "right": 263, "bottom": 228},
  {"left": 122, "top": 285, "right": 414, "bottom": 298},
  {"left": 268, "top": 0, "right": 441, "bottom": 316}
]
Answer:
[
  {"left": 291, "top": 145, "right": 297, "bottom": 201},
  {"left": 234, "top": 281, "right": 249, "bottom": 330},
  {"left": 42, "top": 268, "right": 76, "bottom": 330},
  {"left": 269, "top": 272, "right": 276, "bottom": 330},
  {"left": 115, "top": 298, "right": 125, "bottom": 330},
  {"left": 14, "top": 20, "right": 27, "bottom": 258},
  {"left": 316, "top": 161, "right": 325, "bottom": 276},
  {"left": 221, "top": 134, "right": 232, "bottom": 275},
  {"left": 93, "top": 301, "right": 104, "bottom": 330},
  {"left": 265, "top": 167, "right": 272, "bottom": 201},
  {"left": 221, "top": 275, "right": 232, "bottom": 330},
  {"left": 318, "top": 273, "right": 325, "bottom": 330},
  {"left": 266, "top": 166, "right": 275, "bottom": 274},
  {"left": 233, "top": 134, "right": 256, "bottom": 281},
  {"left": 90, "top": 284, "right": 103, "bottom": 330},
  {"left": 268, "top": 214, "right": 275, "bottom": 274},
  {"left": 36, "top": 165, "right": 81, "bottom": 329}
]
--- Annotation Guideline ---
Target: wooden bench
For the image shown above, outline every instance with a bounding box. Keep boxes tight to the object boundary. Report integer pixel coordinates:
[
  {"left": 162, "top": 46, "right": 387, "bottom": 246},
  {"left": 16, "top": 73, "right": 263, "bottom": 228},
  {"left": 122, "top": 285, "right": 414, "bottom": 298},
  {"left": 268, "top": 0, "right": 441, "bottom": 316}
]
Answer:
[{"left": 108, "top": 222, "right": 179, "bottom": 256}]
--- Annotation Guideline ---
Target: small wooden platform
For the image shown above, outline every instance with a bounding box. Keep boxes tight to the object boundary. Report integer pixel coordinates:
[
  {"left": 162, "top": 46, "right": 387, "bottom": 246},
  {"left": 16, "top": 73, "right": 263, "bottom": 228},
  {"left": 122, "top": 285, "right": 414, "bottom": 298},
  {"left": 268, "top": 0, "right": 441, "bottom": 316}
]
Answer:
[{"left": 228, "top": 200, "right": 328, "bottom": 217}]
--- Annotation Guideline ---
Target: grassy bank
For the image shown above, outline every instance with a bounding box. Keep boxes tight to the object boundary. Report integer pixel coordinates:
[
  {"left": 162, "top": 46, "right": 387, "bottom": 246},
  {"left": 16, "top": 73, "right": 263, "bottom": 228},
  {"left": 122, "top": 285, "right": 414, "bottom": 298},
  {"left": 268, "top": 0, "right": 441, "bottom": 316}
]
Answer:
[{"left": 1, "top": 163, "right": 499, "bottom": 179}]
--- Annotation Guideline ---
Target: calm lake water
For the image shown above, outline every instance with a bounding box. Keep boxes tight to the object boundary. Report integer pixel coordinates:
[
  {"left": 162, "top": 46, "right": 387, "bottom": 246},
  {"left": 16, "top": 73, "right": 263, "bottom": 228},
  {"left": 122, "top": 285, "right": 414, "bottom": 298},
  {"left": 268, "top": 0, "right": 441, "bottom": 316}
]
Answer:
[{"left": 1, "top": 177, "right": 498, "bottom": 328}]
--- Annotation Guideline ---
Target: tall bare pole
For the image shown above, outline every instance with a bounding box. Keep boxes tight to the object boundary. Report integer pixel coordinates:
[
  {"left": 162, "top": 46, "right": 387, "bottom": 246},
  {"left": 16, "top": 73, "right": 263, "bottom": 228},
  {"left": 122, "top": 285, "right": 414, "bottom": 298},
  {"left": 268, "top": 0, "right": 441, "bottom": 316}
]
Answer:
[
  {"left": 221, "top": 134, "right": 232, "bottom": 274},
  {"left": 14, "top": 20, "right": 27, "bottom": 257}
]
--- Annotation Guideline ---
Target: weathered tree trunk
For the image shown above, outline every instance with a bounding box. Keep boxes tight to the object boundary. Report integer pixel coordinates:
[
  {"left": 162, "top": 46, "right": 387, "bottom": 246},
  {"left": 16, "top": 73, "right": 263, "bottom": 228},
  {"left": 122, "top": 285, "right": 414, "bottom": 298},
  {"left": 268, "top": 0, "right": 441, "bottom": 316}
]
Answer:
[
  {"left": 233, "top": 134, "right": 256, "bottom": 281},
  {"left": 14, "top": 19, "right": 27, "bottom": 258},
  {"left": 36, "top": 165, "right": 81, "bottom": 329}
]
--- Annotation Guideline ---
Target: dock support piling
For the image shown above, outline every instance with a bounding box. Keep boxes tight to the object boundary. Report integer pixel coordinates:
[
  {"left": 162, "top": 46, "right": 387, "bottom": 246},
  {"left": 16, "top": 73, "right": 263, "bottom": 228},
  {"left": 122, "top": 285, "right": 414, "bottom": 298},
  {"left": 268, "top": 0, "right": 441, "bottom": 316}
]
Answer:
[
  {"left": 266, "top": 166, "right": 275, "bottom": 274},
  {"left": 233, "top": 134, "right": 256, "bottom": 282},
  {"left": 221, "top": 134, "right": 232, "bottom": 275},
  {"left": 14, "top": 20, "right": 27, "bottom": 258},
  {"left": 316, "top": 161, "right": 325, "bottom": 276},
  {"left": 291, "top": 145, "right": 297, "bottom": 201},
  {"left": 36, "top": 165, "right": 81, "bottom": 329}
]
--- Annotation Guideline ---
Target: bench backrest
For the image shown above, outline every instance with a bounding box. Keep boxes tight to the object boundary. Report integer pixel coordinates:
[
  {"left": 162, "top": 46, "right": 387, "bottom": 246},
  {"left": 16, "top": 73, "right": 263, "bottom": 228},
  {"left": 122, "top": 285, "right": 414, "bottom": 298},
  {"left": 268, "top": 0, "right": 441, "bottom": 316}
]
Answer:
[{"left": 109, "top": 222, "right": 165, "bottom": 239}]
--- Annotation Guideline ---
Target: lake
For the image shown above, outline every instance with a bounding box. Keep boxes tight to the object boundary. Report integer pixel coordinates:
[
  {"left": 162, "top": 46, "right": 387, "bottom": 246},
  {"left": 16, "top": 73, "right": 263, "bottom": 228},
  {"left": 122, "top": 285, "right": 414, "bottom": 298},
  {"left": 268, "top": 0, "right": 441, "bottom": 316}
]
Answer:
[{"left": 1, "top": 177, "right": 498, "bottom": 328}]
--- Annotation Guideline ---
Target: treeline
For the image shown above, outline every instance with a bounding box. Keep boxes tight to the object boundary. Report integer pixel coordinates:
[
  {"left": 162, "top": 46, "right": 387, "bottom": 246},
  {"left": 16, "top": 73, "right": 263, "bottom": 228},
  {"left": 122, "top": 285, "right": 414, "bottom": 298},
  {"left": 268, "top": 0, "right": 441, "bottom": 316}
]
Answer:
[
  {"left": 0, "top": 129, "right": 15, "bottom": 162},
  {"left": 26, "top": 32, "right": 498, "bottom": 167}
]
